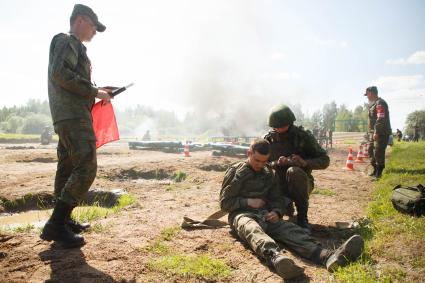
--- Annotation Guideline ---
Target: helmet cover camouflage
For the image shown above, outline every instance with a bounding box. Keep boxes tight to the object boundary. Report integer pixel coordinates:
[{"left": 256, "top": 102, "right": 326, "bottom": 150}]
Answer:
[{"left": 268, "top": 104, "right": 296, "bottom": 127}]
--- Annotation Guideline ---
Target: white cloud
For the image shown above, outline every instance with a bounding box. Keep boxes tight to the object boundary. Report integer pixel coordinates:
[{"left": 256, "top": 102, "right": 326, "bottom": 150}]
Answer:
[
  {"left": 386, "top": 50, "right": 425, "bottom": 65},
  {"left": 314, "top": 38, "right": 348, "bottom": 48},
  {"left": 261, "top": 72, "right": 301, "bottom": 80},
  {"left": 370, "top": 75, "right": 425, "bottom": 130},
  {"left": 270, "top": 52, "right": 287, "bottom": 61},
  {"left": 372, "top": 75, "right": 424, "bottom": 91}
]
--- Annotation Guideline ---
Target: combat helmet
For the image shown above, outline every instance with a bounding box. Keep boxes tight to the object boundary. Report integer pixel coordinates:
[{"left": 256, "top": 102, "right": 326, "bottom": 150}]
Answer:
[{"left": 268, "top": 104, "right": 296, "bottom": 128}]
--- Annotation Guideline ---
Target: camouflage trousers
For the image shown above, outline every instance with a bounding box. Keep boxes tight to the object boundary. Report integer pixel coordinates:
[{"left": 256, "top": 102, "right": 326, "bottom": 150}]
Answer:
[
  {"left": 231, "top": 211, "right": 320, "bottom": 259},
  {"left": 53, "top": 119, "right": 97, "bottom": 207},
  {"left": 281, "top": 166, "right": 314, "bottom": 213},
  {"left": 368, "top": 135, "right": 388, "bottom": 166}
]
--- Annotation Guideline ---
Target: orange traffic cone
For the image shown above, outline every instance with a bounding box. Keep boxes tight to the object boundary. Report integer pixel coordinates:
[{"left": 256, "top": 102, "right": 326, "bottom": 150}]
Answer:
[
  {"left": 355, "top": 145, "right": 365, "bottom": 163},
  {"left": 184, "top": 144, "right": 190, "bottom": 157},
  {"left": 342, "top": 147, "right": 354, "bottom": 170}
]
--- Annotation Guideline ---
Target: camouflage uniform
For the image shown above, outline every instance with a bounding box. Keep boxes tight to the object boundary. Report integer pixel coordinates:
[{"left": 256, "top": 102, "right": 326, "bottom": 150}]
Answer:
[
  {"left": 264, "top": 126, "right": 330, "bottom": 224},
  {"left": 220, "top": 161, "right": 322, "bottom": 261},
  {"left": 48, "top": 32, "right": 98, "bottom": 206},
  {"left": 367, "top": 97, "right": 391, "bottom": 173}
]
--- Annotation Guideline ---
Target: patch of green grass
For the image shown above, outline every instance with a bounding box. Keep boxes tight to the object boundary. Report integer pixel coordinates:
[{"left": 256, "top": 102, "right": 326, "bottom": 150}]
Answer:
[
  {"left": 172, "top": 170, "right": 187, "bottom": 182},
  {"left": 88, "top": 223, "right": 111, "bottom": 233},
  {"left": 335, "top": 141, "right": 425, "bottom": 282},
  {"left": 312, "top": 187, "right": 336, "bottom": 196},
  {"left": 160, "top": 226, "right": 181, "bottom": 241},
  {"left": 144, "top": 239, "right": 170, "bottom": 255},
  {"left": 147, "top": 254, "right": 231, "bottom": 280},
  {"left": 111, "top": 194, "right": 136, "bottom": 213},
  {"left": 0, "top": 133, "right": 39, "bottom": 139},
  {"left": 72, "top": 194, "right": 136, "bottom": 222},
  {"left": 343, "top": 139, "right": 357, "bottom": 144},
  {"left": 13, "top": 223, "right": 34, "bottom": 233}
]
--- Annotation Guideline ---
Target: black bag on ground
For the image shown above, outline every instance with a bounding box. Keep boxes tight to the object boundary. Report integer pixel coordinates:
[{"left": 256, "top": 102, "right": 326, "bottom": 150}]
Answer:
[{"left": 391, "top": 184, "right": 425, "bottom": 216}]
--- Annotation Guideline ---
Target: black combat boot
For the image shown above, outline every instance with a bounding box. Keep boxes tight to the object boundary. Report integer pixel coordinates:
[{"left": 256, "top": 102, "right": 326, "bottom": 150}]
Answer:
[
  {"left": 264, "top": 248, "right": 304, "bottom": 279},
  {"left": 66, "top": 206, "right": 90, "bottom": 234},
  {"left": 324, "top": 235, "right": 364, "bottom": 272},
  {"left": 375, "top": 165, "right": 385, "bottom": 179},
  {"left": 40, "top": 200, "right": 85, "bottom": 248}
]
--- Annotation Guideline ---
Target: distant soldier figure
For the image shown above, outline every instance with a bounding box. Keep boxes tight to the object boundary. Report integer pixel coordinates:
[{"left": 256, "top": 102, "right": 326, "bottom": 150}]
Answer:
[
  {"left": 413, "top": 125, "right": 420, "bottom": 142},
  {"left": 395, "top": 129, "right": 401, "bottom": 142},
  {"left": 40, "top": 126, "right": 52, "bottom": 145},
  {"left": 365, "top": 86, "right": 392, "bottom": 179},
  {"left": 41, "top": 4, "right": 113, "bottom": 248},
  {"left": 220, "top": 139, "right": 364, "bottom": 279},
  {"left": 142, "top": 130, "right": 151, "bottom": 141},
  {"left": 264, "top": 105, "right": 330, "bottom": 233}
]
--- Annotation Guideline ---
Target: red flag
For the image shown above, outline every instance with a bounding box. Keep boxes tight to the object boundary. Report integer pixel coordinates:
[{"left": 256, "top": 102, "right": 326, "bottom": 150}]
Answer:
[{"left": 91, "top": 101, "right": 120, "bottom": 148}]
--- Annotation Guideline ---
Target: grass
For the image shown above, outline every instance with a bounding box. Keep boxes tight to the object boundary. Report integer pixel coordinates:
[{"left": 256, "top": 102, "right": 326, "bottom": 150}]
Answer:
[
  {"left": 172, "top": 170, "right": 187, "bottom": 182},
  {"left": 147, "top": 254, "right": 231, "bottom": 280},
  {"left": 343, "top": 139, "right": 357, "bottom": 144},
  {"left": 334, "top": 141, "right": 425, "bottom": 282},
  {"left": 143, "top": 226, "right": 231, "bottom": 280},
  {"left": 160, "top": 226, "right": 181, "bottom": 241},
  {"left": 0, "top": 133, "right": 40, "bottom": 139},
  {"left": 13, "top": 223, "right": 35, "bottom": 233},
  {"left": 72, "top": 194, "right": 136, "bottom": 222},
  {"left": 312, "top": 187, "right": 336, "bottom": 196}
]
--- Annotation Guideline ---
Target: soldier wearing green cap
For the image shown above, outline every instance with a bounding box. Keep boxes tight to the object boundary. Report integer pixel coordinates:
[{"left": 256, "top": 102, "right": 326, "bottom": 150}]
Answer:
[
  {"left": 364, "top": 86, "right": 392, "bottom": 179},
  {"left": 41, "top": 4, "right": 114, "bottom": 248},
  {"left": 264, "top": 105, "right": 330, "bottom": 233}
]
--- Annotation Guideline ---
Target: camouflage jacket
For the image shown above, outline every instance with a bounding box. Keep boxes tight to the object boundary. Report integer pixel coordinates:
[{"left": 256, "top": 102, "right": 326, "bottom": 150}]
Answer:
[
  {"left": 48, "top": 33, "right": 98, "bottom": 124},
  {"left": 368, "top": 97, "right": 392, "bottom": 136},
  {"left": 219, "top": 161, "right": 285, "bottom": 221},
  {"left": 264, "top": 125, "right": 330, "bottom": 181}
]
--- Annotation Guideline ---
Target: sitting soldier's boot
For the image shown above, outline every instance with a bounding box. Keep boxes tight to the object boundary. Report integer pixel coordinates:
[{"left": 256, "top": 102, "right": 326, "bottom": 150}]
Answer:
[
  {"left": 40, "top": 200, "right": 85, "bottom": 248},
  {"left": 66, "top": 207, "right": 90, "bottom": 234},
  {"left": 325, "top": 235, "right": 364, "bottom": 272},
  {"left": 264, "top": 248, "right": 304, "bottom": 279}
]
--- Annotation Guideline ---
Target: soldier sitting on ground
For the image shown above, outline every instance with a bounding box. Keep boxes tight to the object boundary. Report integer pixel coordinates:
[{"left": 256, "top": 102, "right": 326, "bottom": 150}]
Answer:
[
  {"left": 219, "top": 139, "right": 364, "bottom": 280},
  {"left": 264, "top": 105, "right": 330, "bottom": 233}
]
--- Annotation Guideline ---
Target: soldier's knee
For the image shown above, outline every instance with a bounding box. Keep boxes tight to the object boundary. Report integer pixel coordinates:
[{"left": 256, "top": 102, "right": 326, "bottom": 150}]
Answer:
[{"left": 286, "top": 166, "right": 308, "bottom": 179}]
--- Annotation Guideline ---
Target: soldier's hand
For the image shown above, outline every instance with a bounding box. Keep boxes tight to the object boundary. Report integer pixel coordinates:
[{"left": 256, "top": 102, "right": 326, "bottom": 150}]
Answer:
[
  {"left": 96, "top": 89, "right": 112, "bottom": 102},
  {"left": 373, "top": 133, "right": 378, "bottom": 141},
  {"left": 277, "top": 156, "right": 292, "bottom": 167},
  {"left": 265, "top": 211, "right": 279, "bottom": 223},
  {"left": 291, "top": 154, "right": 308, "bottom": 168},
  {"left": 247, "top": 198, "right": 266, "bottom": 209}
]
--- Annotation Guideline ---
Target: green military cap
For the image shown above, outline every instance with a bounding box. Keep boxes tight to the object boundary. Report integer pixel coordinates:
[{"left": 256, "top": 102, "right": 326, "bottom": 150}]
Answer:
[
  {"left": 364, "top": 86, "right": 378, "bottom": 96},
  {"left": 268, "top": 104, "right": 296, "bottom": 128},
  {"left": 71, "top": 4, "right": 106, "bottom": 32}
]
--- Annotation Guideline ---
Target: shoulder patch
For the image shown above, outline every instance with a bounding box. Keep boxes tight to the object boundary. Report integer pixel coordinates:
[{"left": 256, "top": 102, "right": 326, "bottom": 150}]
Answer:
[{"left": 376, "top": 104, "right": 385, "bottom": 118}]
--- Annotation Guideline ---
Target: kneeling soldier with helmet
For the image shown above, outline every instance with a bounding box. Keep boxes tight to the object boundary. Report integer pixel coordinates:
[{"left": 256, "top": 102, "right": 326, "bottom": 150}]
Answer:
[
  {"left": 264, "top": 105, "right": 330, "bottom": 232},
  {"left": 219, "top": 139, "right": 364, "bottom": 279}
]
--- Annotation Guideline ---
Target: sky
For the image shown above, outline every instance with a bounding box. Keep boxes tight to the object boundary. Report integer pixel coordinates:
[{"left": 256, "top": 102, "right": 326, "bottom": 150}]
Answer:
[{"left": 1, "top": 0, "right": 424, "bottom": 131}]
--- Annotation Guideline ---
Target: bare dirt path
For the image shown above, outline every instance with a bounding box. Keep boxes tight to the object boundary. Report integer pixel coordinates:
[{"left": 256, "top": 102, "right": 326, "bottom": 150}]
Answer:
[{"left": 0, "top": 143, "right": 373, "bottom": 282}]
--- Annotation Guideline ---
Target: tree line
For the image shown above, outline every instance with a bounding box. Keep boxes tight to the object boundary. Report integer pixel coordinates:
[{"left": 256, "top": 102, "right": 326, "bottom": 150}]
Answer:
[{"left": 0, "top": 99, "right": 423, "bottom": 138}]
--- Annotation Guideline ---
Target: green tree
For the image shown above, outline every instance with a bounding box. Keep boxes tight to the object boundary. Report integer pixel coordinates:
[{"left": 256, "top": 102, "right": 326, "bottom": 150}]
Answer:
[
  {"left": 322, "top": 101, "right": 337, "bottom": 131},
  {"left": 405, "top": 110, "right": 425, "bottom": 138},
  {"left": 19, "top": 113, "right": 51, "bottom": 134}
]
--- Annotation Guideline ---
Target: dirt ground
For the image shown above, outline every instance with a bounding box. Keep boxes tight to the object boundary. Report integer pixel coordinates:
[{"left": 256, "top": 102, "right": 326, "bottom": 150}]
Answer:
[{"left": 0, "top": 142, "right": 374, "bottom": 283}]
